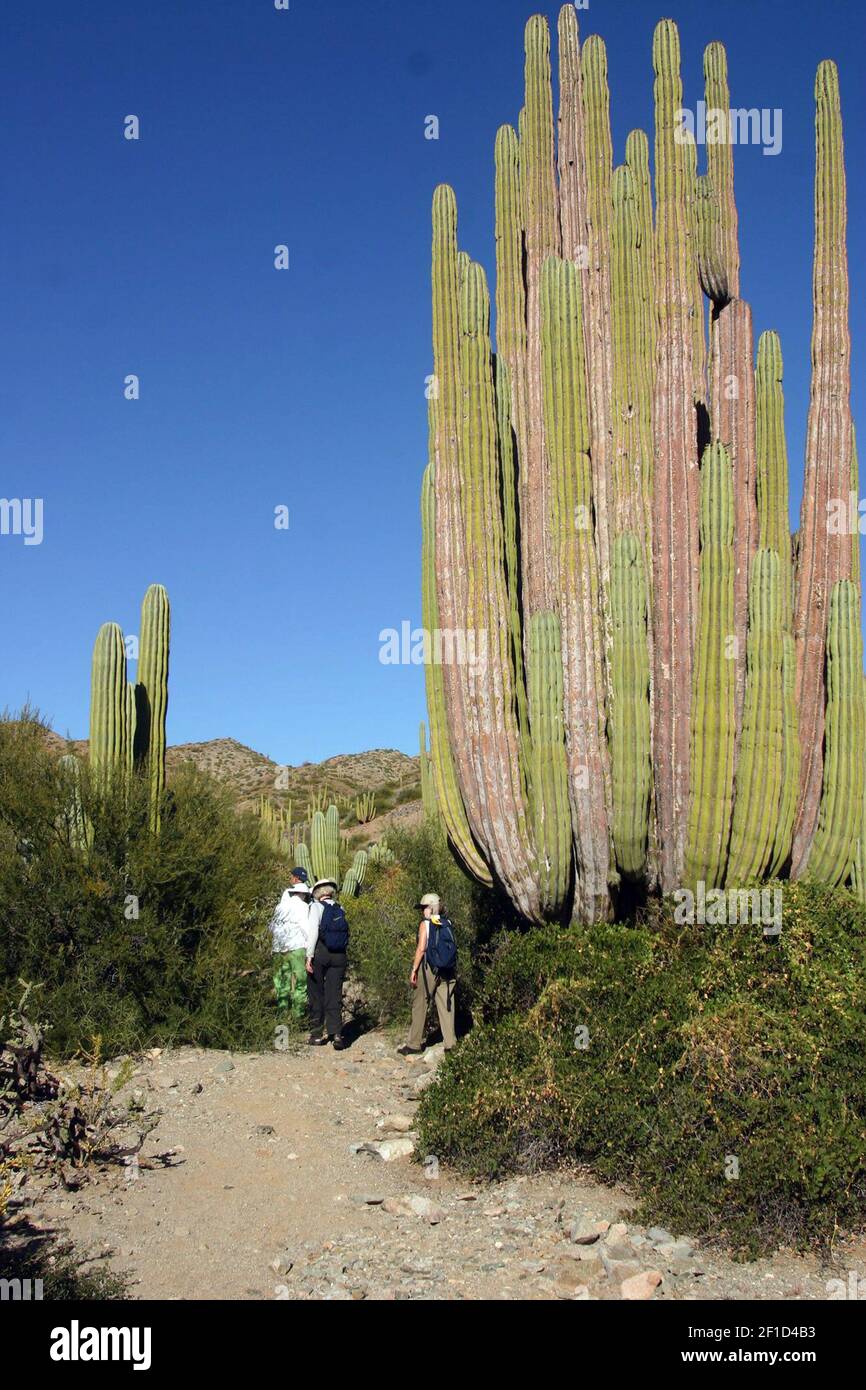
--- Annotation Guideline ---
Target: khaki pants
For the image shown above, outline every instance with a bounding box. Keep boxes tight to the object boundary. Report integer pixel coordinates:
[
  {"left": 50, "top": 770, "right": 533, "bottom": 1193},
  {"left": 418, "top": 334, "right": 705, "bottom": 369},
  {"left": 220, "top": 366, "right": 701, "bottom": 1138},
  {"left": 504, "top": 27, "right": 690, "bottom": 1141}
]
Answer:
[{"left": 408, "top": 962, "right": 456, "bottom": 1050}]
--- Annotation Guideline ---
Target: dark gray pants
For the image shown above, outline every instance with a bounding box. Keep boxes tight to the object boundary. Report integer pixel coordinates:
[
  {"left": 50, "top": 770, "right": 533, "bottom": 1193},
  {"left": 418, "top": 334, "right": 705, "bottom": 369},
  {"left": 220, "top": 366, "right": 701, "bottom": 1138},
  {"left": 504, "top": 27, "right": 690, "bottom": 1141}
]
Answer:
[{"left": 308, "top": 942, "right": 346, "bottom": 1038}]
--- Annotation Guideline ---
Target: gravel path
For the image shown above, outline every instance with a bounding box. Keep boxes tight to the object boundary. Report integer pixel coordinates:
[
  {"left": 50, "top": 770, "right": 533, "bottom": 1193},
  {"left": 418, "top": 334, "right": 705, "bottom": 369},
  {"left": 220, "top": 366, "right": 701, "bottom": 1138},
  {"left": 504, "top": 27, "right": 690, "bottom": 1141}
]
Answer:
[{"left": 22, "top": 1030, "right": 866, "bottom": 1301}]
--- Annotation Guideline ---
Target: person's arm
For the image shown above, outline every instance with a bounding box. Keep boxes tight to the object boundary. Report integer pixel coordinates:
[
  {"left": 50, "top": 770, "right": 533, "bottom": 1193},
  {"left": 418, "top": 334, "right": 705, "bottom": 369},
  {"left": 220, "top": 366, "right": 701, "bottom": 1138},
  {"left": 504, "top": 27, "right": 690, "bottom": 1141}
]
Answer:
[
  {"left": 305, "top": 900, "right": 322, "bottom": 972},
  {"left": 410, "top": 920, "right": 426, "bottom": 987}
]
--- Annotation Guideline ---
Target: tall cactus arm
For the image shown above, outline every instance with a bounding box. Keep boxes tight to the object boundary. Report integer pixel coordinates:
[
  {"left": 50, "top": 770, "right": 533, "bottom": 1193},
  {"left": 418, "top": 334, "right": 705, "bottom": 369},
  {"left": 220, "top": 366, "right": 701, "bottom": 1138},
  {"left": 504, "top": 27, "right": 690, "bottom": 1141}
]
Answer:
[
  {"left": 542, "top": 255, "right": 612, "bottom": 921},
  {"left": 527, "top": 610, "right": 572, "bottom": 918},
  {"left": 791, "top": 61, "right": 854, "bottom": 875},
  {"left": 651, "top": 19, "right": 700, "bottom": 891},
  {"left": 89, "top": 622, "right": 128, "bottom": 786},
  {"left": 609, "top": 533, "right": 652, "bottom": 878},
  {"left": 703, "top": 41, "right": 740, "bottom": 300},
  {"left": 801, "top": 579, "right": 865, "bottom": 886},
  {"left": 755, "top": 332, "right": 793, "bottom": 633},
  {"left": 726, "top": 549, "right": 787, "bottom": 883},
  {"left": 135, "top": 583, "right": 170, "bottom": 830},
  {"left": 684, "top": 443, "right": 737, "bottom": 889},
  {"left": 709, "top": 298, "right": 758, "bottom": 756}
]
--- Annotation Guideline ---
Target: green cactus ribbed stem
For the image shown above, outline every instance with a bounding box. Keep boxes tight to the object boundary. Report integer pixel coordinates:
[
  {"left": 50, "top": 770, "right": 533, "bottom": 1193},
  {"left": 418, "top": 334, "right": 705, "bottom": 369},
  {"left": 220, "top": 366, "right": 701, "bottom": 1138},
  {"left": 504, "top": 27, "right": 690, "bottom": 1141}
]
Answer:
[
  {"left": 419, "top": 721, "right": 436, "bottom": 820},
  {"left": 527, "top": 610, "right": 572, "bottom": 917},
  {"left": 710, "top": 298, "right": 757, "bottom": 754},
  {"left": 851, "top": 425, "right": 860, "bottom": 585},
  {"left": 625, "top": 129, "right": 656, "bottom": 370},
  {"left": 59, "top": 752, "right": 90, "bottom": 852},
  {"left": 849, "top": 676, "right": 866, "bottom": 904},
  {"left": 769, "top": 633, "right": 801, "bottom": 876},
  {"left": 135, "top": 584, "right": 170, "bottom": 831},
  {"left": 703, "top": 41, "right": 740, "bottom": 302},
  {"left": 341, "top": 848, "right": 368, "bottom": 898},
  {"left": 792, "top": 60, "right": 854, "bottom": 876},
  {"left": 556, "top": 2, "right": 587, "bottom": 267},
  {"left": 89, "top": 622, "right": 128, "bottom": 787},
  {"left": 519, "top": 15, "right": 560, "bottom": 620},
  {"left": 310, "top": 805, "right": 341, "bottom": 884},
  {"left": 610, "top": 164, "right": 654, "bottom": 560},
  {"left": 542, "top": 254, "right": 610, "bottom": 920},
  {"left": 755, "top": 332, "right": 793, "bottom": 633},
  {"left": 580, "top": 34, "right": 615, "bottom": 626},
  {"left": 682, "top": 129, "right": 707, "bottom": 405},
  {"left": 694, "top": 175, "right": 729, "bottom": 305},
  {"left": 803, "top": 580, "right": 865, "bottom": 886},
  {"left": 292, "top": 841, "right": 313, "bottom": 882},
  {"left": 421, "top": 459, "right": 491, "bottom": 885},
  {"left": 609, "top": 532, "right": 652, "bottom": 878},
  {"left": 494, "top": 124, "right": 528, "bottom": 479},
  {"left": 726, "top": 549, "right": 786, "bottom": 883},
  {"left": 125, "top": 682, "right": 136, "bottom": 778},
  {"left": 495, "top": 354, "right": 531, "bottom": 781},
  {"left": 458, "top": 256, "right": 541, "bottom": 920},
  {"left": 652, "top": 19, "right": 700, "bottom": 891},
  {"left": 684, "top": 443, "right": 736, "bottom": 889}
]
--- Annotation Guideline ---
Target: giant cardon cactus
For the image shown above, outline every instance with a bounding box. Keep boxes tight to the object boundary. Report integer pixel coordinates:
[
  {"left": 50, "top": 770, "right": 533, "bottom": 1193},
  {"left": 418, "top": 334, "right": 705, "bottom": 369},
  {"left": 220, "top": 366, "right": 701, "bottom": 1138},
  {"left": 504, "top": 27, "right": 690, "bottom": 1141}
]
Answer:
[{"left": 423, "top": 10, "right": 860, "bottom": 922}]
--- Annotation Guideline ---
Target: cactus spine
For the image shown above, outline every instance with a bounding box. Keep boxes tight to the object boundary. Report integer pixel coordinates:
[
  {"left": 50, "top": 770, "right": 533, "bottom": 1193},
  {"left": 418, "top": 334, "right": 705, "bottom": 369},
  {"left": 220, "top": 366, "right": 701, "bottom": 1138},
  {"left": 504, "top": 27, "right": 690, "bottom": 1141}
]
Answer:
[{"left": 425, "top": 10, "right": 860, "bottom": 920}]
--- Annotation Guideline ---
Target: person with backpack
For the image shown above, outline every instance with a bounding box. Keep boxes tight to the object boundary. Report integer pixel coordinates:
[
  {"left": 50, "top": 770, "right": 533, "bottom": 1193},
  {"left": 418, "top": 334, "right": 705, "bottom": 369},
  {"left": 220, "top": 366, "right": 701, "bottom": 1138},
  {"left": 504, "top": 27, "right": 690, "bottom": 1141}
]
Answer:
[
  {"left": 269, "top": 881, "right": 317, "bottom": 1023},
  {"left": 398, "top": 892, "right": 457, "bottom": 1056},
  {"left": 307, "top": 878, "right": 349, "bottom": 1050}
]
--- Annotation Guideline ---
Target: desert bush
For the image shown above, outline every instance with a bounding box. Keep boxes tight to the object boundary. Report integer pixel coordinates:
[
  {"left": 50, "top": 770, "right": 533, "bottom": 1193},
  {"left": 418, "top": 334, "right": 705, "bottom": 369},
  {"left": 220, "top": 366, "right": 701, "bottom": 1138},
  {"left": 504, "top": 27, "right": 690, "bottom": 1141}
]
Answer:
[
  {"left": 0, "top": 714, "right": 283, "bottom": 1055},
  {"left": 417, "top": 881, "right": 866, "bottom": 1256},
  {"left": 347, "top": 819, "right": 513, "bottom": 1026}
]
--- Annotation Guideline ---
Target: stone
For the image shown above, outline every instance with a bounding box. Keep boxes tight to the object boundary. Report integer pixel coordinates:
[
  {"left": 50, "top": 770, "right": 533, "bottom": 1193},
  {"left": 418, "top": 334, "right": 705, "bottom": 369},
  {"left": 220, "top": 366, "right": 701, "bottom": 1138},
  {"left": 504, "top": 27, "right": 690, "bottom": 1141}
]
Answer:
[
  {"left": 405, "top": 1195, "right": 445, "bottom": 1224},
  {"left": 214, "top": 1059, "right": 235, "bottom": 1074},
  {"left": 376, "top": 1114, "right": 415, "bottom": 1134},
  {"left": 621, "top": 1269, "right": 663, "bottom": 1301},
  {"left": 647, "top": 1226, "right": 674, "bottom": 1245},
  {"left": 569, "top": 1217, "right": 601, "bottom": 1246},
  {"left": 358, "top": 1138, "right": 415, "bottom": 1162},
  {"left": 604, "top": 1221, "right": 630, "bottom": 1245},
  {"left": 656, "top": 1240, "right": 695, "bottom": 1261},
  {"left": 423, "top": 1044, "right": 446, "bottom": 1068},
  {"left": 351, "top": 1193, "right": 384, "bottom": 1206},
  {"left": 270, "top": 1255, "right": 293, "bottom": 1276}
]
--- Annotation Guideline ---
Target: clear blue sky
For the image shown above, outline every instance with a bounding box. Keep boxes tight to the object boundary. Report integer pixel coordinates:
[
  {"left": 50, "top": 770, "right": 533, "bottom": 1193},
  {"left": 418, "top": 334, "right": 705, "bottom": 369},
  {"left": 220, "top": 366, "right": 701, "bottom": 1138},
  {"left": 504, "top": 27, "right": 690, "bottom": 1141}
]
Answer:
[{"left": 1, "top": 0, "right": 863, "bottom": 765}]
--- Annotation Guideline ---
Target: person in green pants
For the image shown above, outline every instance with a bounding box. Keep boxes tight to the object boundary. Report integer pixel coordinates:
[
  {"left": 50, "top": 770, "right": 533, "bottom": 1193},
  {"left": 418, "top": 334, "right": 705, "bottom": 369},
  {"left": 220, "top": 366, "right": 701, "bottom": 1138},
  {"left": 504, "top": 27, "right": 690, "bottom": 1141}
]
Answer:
[{"left": 270, "top": 877, "right": 316, "bottom": 1021}]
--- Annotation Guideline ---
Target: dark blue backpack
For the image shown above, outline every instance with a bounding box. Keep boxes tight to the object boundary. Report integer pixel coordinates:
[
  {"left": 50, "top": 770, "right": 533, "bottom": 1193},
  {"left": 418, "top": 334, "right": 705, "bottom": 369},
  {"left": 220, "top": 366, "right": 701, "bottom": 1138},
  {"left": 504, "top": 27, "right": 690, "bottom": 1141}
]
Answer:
[
  {"left": 425, "top": 914, "right": 457, "bottom": 975},
  {"left": 319, "top": 901, "right": 349, "bottom": 952}
]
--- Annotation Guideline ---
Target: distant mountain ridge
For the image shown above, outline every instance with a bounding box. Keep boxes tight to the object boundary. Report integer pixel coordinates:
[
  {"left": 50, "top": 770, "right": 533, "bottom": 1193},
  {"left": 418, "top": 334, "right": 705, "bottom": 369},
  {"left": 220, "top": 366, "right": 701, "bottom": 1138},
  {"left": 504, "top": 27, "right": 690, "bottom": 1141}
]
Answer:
[{"left": 40, "top": 730, "right": 422, "bottom": 832}]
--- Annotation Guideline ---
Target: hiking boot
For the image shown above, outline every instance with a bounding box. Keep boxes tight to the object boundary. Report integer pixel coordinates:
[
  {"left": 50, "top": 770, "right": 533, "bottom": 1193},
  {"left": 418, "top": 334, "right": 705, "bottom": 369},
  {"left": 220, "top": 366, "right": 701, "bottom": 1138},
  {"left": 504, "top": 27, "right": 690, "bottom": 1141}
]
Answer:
[
  {"left": 332, "top": 1035, "right": 347, "bottom": 1051},
  {"left": 397, "top": 1044, "right": 423, "bottom": 1056},
  {"left": 307, "top": 1032, "right": 328, "bottom": 1046}
]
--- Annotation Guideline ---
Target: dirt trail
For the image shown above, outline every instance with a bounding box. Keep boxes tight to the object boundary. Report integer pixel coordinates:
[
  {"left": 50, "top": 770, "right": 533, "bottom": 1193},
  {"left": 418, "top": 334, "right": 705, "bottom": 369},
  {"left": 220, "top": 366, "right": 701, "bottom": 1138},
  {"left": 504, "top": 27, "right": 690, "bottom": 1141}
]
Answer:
[{"left": 24, "top": 1030, "right": 866, "bottom": 1301}]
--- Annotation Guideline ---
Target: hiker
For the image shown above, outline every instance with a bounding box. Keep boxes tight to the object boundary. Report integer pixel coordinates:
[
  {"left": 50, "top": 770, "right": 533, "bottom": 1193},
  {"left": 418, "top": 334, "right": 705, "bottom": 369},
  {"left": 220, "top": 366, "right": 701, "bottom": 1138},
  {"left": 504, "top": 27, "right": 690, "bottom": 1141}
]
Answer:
[
  {"left": 307, "top": 878, "right": 349, "bottom": 1051},
  {"left": 398, "top": 892, "right": 457, "bottom": 1056},
  {"left": 270, "top": 880, "right": 317, "bottom": 1022},
  {"left": 289, "top": 865, "right": 310, "bottom": 888}
]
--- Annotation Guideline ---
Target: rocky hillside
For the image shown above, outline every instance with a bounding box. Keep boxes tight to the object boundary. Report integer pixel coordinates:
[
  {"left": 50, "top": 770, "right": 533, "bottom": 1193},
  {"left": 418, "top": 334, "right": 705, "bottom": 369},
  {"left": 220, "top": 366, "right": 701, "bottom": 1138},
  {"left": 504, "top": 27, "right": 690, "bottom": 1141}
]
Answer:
[{"left": 41, "top": 728, "right": 422, "bottom": 835}]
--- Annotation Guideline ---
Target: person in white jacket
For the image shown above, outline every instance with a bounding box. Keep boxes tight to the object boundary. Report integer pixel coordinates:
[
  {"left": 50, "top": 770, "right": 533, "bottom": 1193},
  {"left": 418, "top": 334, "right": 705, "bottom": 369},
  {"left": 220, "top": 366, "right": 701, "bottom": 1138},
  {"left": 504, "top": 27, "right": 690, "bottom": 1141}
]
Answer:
[{"left": 270, "top": 882, "right": 317, "bottom": 1021}]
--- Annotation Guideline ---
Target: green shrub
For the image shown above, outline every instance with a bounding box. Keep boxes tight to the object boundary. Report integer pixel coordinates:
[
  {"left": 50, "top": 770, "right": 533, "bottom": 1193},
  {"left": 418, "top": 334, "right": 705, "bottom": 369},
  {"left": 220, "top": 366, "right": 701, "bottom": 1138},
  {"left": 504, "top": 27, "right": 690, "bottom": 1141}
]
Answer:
[
  {"left": 0, "top": 714, "right": 283, "bottom": 1055},
  {"left": 347, "top": 819, "right": 512, "bottom": 1026},
  {"left": 417, "top": 881, "right": 866, "bottom": 1256}
]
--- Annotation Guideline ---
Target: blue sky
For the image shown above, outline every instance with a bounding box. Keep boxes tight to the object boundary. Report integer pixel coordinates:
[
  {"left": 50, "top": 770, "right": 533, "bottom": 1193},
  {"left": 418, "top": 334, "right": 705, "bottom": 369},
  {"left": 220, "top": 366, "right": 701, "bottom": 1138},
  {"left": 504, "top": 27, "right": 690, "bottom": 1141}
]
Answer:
[{"left": 1, "top": 0, "right": 863, "bottom": 765}]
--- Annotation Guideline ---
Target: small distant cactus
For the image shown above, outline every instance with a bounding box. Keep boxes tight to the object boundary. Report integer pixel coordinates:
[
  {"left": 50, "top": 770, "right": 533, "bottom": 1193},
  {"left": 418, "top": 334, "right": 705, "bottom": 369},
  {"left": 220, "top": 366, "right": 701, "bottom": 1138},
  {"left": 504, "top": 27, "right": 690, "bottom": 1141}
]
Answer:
[{"left": 354, "top": 792, "right": 376, "bottom": 824}]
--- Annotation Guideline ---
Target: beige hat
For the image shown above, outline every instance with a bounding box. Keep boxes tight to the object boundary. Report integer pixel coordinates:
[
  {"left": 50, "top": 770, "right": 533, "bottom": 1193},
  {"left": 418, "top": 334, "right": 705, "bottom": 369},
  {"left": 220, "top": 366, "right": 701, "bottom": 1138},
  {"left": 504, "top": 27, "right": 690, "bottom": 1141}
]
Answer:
[
  {"left": 415, "top": 892, "right": 441, "bottom": 909},
  {"left": 312, "top": 878, "right": 339, "bottom": 895},
  {"left": 288, "top": 883, "right": 311, "bottom": 896}
]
